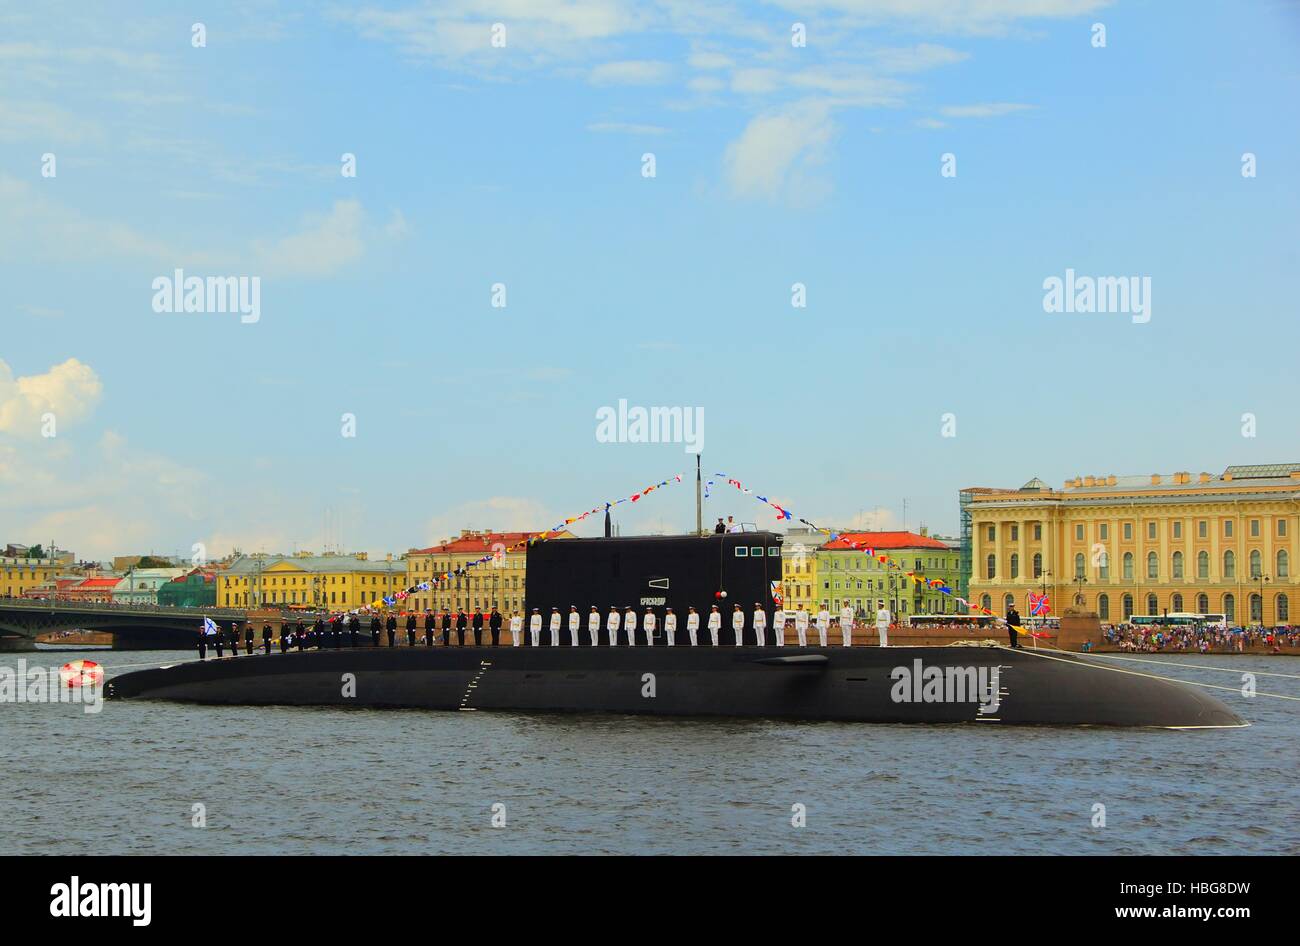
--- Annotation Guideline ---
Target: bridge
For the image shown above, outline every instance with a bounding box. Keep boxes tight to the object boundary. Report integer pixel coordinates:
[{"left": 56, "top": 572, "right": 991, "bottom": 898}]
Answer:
[{"left": 0, "top": 600, "right": 250, "bottom": 650}]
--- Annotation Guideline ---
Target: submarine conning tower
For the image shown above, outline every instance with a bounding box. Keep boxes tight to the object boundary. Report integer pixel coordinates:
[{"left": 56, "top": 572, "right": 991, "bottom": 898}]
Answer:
[{"left": 524, "top": 531, "right": 783, "bottom": 622}]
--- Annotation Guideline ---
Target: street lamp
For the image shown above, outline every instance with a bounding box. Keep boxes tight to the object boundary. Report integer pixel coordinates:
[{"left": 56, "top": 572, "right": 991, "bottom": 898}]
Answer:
[
  {"left": 1253, "top": 572, "right": 1271, "bottom": 625},
  {"left": 1072, "top": 573, "right": 1088, "bottom": 608}
]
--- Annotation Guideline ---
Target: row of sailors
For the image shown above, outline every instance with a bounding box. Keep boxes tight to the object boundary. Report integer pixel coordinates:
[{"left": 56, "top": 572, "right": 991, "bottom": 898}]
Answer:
[
  {"left": 509, "top": 603, "right": 885, "bottom": 647},
  {"left": 199, "top": 603, "right": 892, "bottom": 658}
]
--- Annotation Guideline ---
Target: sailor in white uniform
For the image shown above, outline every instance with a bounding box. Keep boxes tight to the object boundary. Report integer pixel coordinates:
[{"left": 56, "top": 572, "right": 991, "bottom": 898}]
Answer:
[
  {"left": 875, "top": 601, "right": 891, "bottom": 647},
  {"left": 664, "top": 608, "right": 677, "bottom": 646},
  {"left": 643, "top": 608, "right": 656, "bottom": 646},
  {"left": 731, "top": 604, "right": 745, "bottom": 647},
  {"left": 686, "top": 607, "right": 700, "bottom": 646},
  {"left": 568, "top": 605, "right": 581, "bottom": 646},
  {"left": 707, "top": 605, "right": 722, "bottom": 646},
  {"left": 623, "top": 607, "right": 637, "bottom": 646},
  {"left": 816, "top": 603, "right": 831, "bottom": 647},
  {"left": 548, "top": 608, "right": 562, "bottom": 646},
  {"left": 587, "top": 605, "right": 601, "bottom": 646},
  {"left": 840, "top": 605, "right": 854, "bottom": 647},
  {"left": 771, "top": 606, "right": 786, "bottom": 646},
  {"left": 509, "top": 612, "right": 523, "bottom": 647},
  {"left": 752, "top": 604, "right": 767, "bottom": 646},
  {"left": 794, "top": 607, "right": 809, "bottom": 647},
  {"left": 529, "top": 608, "right": 542, "bottom": 647},
  {"left": 606, "top": 607, "right": 621, "bottom": 646}
]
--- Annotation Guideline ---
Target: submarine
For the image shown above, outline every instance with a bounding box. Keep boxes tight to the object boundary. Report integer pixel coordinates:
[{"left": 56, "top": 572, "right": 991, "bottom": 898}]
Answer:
[{"left": 106, "top": 533, "right": 1246, "bottom": 728}]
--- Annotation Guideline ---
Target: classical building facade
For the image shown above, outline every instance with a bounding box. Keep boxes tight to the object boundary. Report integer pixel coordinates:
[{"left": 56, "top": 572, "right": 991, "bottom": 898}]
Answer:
[
  {"left": 218, "top": 553, "right": 406, "bottom": 609},
  {"left": 0, "top": 556, "right": 58, "bottom": 599},
  {"left": 404, "top": 530, "right": 573, "bottom": 615},
  {"left": 814, "top": 530, "right": 962, "bottom": 618},
  {"left": 966, "top": 464, "right": 1300, "bottom": 626}
]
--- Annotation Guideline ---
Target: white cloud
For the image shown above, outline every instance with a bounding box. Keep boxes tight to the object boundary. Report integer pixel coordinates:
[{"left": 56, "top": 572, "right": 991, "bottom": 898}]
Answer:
[
  {"left": 589, "top": 59, "right": 673, "bottom": 85},
  {"left": 0, "top": 358, "right": 102, "bottom": 437},
  {"left": 420, "top": 496, "right": 558, "bottom": 548},
  {"left": 723, "top": 100, "right": 836, "bottom": 203},
  {"left": 939, "top": 102, "right": 1035, "bottom": 118},
  {"left": 767, "top": 0, "right": 1111, "bottom": 35},
  {"left": 253, "top": 199, "right": 367, "bottom": 277},
  {"left": 688, "top": 51, "right": 734, "bottom": 70},
  {"left": 914, "top": 117, "right": 947, "bottom": 129}
]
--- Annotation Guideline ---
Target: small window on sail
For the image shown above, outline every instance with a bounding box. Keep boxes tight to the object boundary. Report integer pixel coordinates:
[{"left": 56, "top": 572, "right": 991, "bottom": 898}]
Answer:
[{"left": 735, "top": 547, "right": 748, "bottom": 557}]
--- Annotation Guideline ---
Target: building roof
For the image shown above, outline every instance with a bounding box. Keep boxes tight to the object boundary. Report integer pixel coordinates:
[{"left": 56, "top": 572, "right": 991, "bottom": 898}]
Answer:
[
  {"left": 76, "top": 577, "right": 122, "bottom": 589},
  {"left": 410, "top": 531, "right": 561, "bottom": 555},
  {"left": 225, "top": 555, "right": 405, "bottom": 576},
  {"left": 969, "top": 462, "right": 1300, "bottom": 504},
  {"left": 821, "top": 531, "right": 951, "bottom": 551}
]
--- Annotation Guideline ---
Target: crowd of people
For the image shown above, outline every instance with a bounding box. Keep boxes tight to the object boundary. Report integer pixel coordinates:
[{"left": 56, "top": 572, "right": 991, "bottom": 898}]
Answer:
[
  {"left": 198, "top": 601, "right": 903, "bottom": 657},
  {"left": 1100, "top": 622, "right": 1300, "bottom": 654}
]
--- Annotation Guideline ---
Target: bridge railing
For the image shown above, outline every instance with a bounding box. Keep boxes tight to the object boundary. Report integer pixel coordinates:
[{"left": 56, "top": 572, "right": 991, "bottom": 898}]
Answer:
[{"left": 0, "top": 598, "right": 247, "bottom": 618}]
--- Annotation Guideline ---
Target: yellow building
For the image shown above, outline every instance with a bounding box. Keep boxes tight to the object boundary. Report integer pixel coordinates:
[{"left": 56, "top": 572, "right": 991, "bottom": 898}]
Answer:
[
  {"left": 779, "top": 529, "right": 819, "bottom": 611},
  {"left": 404, "top": 529, "right": 572, "bottom": 616},
  {"left": 0, "top": 557, "right": 58, "bottom": 599},
  {"left": 217, "top": 553, "right": 406, "bottom": 610},
  {"left": 966, "top": 464, "right": 1300, "bottom": 627}
]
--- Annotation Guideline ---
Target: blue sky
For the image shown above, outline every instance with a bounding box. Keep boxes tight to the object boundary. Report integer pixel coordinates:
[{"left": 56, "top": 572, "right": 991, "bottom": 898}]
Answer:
[{"left": 2, "top": 0, "right": 1298, "bottom": 560}]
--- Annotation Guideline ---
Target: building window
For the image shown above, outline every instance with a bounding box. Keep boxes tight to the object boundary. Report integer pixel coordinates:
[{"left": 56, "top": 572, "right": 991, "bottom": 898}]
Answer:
[
  {"left": 1146, "top": 593, "right": 1158, "bottom": 614},
  {"left": 1099, "top": 523, "right": 1108, "bottom": 541},
  {"left": 1250, "top": 519, "right": 1260, "bottom": 538},
  {"left": 1147, "top": 522, "right": 1156, "bottom": 540},
  {"left": 986, "top": 554, "right": 995, "bottom": 580},
  {"left": 1033, "top": 524, "right": 1041, "bottom": 541},
  {"left": 1123, "top": 522, "right": 1132, "bottom": 541},
  {"left": 1172, "top": 551, "right": 1183, "bottom": 579},
  {"left": 1279, "top": 550, "right": 1290, "bottom": 579},
  {"left": 1197, "top": 593, "right": 1209, "bottom": 614},
  {"left": 987, "top": 526, "right": 995, "bottom": 541},
  {"left": 1172, "top": 521, "right": 1182, "bottom": 540},
  {"left": 1003, "top": 593, "right": 1014, "bottom": 612},
  {"left": 1224, "top": 593, "right": 1235, "bottom": 623},
  {"left": 1075, "top": 524, "right": 1084, "bottom": 541},
  {"left": 1146, "top": 551, "right": 1158, "bottom": 579},
  {"left": 1223, "top": 551, "right": 1235, "bottom": 579},
  {"left": 1198, "top": 550, "right": 1209, "bottom": 579},
  {"left": 1032, "top": 553, "right": 1042, "bottom": 578},
  {"left": 1074, "top": 553, "right": 1085, "bottom": 579},
  {"left": 1224, "top": 520, "right": 1234, "bottom": 538},
  {"left": 1122, "top": 593, "right": 1134, "bottom": 620},
  {"left": 981, "top": 594, "right": 991, "bottom": 611},
  {"left": 1010, "top": 524, "right": 1019, "bottom": 541},
  {"left": 1250, "top": 550, "right": 1262, "bottom": 578},
  {"left": 1010, "top": 554, "right": 1019, "bottom": 579},
  {"left": 1099, "top": 553, "right": 1110, "bottom": 580},
  {"left": 1279, "top": 519, "right": 1288, "bottom": 537},
  {"left": 1172, "top": 593, "right": 1183, "bottom": 612},
  {"left": 1279, "top": 594, "right": 1290, "bottom": 623},
  {"left": 1250, "top": 594, "right": 1262, "bottom": 623},
  {"left": 1123, "top": 552, "right": 1134, "bottom": 580},
  {"left": 1198, "top": 520, "right": 1207, "bottom": 538},
  {"left": 1098, "top": 593, "right": 1109, "bottom": 619}
]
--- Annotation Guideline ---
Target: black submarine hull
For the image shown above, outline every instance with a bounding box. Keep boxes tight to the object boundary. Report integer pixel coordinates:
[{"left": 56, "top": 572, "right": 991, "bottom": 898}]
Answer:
[{"left": 105, "top": 645, "right": 1246, "bottom": 728}]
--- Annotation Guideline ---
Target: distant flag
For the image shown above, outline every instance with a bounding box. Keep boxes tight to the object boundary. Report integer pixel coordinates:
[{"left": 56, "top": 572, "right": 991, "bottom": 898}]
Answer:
[{"left": 202, "top": 616, "right": 219, "bottom": 636}]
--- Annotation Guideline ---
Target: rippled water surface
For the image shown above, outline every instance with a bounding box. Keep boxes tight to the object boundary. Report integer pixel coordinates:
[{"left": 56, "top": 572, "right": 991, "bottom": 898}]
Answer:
[{"left": 2, "top": 650, "right": 1296, "bottom": 855}]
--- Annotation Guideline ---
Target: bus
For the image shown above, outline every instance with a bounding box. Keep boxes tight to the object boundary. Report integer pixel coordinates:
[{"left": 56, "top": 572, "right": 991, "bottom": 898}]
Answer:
[{"left": 1129, "top": 613, "right": 1204, "bottom": 627}]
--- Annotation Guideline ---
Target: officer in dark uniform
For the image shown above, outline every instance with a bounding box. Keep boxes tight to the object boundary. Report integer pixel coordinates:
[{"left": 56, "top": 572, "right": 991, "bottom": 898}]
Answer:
[
  {"left": 370, "top": 614, "right": 381, "bottom": 646},
  {"left": 295, "top": 621, "right": 306, "bottom": 651},
  {"left": 244, "top": 623, "right": 255, "bottom": 655},
  {"left": 472, "top": 608, "right": 484, "bottom": 646},
  {"left": 198, "top": 628, "right": 208, "bottom": 660},
  {"left": 215, "top": 628, "right": 224, "bottom": 658},
  {"left": 349, "top": 615, "right": 359, "bottom": 648},
  {"left": 1006, "top": 606, "right": 1022, "bottom": 649},
  {"left": 228, "top": 622, "right": 240, "bottom": 655},
  {"left": 262, "top": 624, "right": 272, "bottom": 654},
  {"left": 279, "top": 625, "right": 289, "bottom": 652},
  {"left": 440, "top": 609, "right": 452, "bottom": 647},
  {"left": 386, "top": 613, "right": 397, "bottom": 647},
  {"left": 423, "top": 611, "right": 435, "bottom": 647},
  {"left": 455, "top": 609, "right": 468, "bottom": 646},
  {"left": 489, "top": 607, "right": 502, "bottom": 647},
  {"left": 310, "top": 617, "right": 323, "bottom": 649},
  {"left": 405, "top": 612, "right": 417, "bottom": 647}
]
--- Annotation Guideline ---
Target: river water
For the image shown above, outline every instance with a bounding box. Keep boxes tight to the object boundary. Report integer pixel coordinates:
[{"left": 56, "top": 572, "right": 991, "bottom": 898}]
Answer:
[{"left": 2, "top": 650, "right": 1296, "bottom": 855}]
